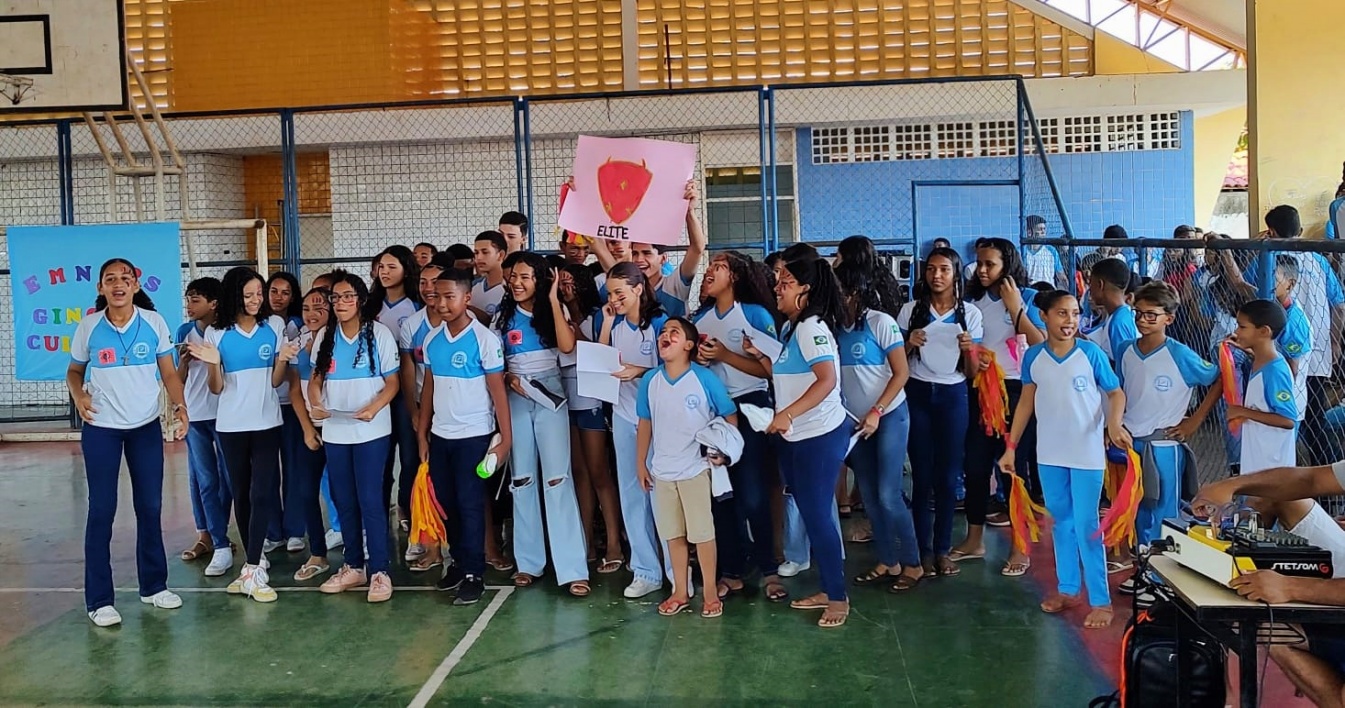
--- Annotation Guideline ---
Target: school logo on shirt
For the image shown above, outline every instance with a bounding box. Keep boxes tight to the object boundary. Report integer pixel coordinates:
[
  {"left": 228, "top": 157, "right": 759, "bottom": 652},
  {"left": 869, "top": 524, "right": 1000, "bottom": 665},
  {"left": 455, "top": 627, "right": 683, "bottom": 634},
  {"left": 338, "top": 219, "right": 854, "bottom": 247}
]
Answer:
[
  {"left": 507, "top": 330, "right": 523, "bottom": 346},
  {"left": 487, "top": 304, "right": 499, "bottom": 315},
  {"left": 258, "top": 344, "right": 273, "bottom": 361},
  {"left": 132, "top": 342, "right": 151, "bottom": 361},
  {"left": 1276, "top": 390, "right": 1293, "bottom": 403},
  {"left": 1154, "top": 375, "right": 1173, "bottom": 392},
  {"left": 728, "top": 328, "right": 744, "bottom": 344},
  {"left": 1072, "top": 375, "right": 1088, "bottom": 392},
  {"left": 640, "top": 341, "right": 654, "bottom": 355},
  {"left": 851, "top": 343, "right": 866, "bottom": 358},
  {"left": 451, "top": 351, "right": 468, "bottom": 369},
  {"left": 778, "top": 347, "right": 790, "bottom": 363},
  {"left": 684, "top": 394, "right": 701, "bottom": 410}
]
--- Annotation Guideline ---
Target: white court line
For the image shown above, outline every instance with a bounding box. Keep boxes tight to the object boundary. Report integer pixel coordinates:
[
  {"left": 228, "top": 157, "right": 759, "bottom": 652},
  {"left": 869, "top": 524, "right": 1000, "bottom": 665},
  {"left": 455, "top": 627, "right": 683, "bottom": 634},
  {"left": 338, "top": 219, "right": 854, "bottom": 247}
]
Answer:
[
  {"left": 407, "top": 586, "right": 515, "bottom": 708},
  {"left": 0, "top": 586, "right": 515, "bottom": 593}
]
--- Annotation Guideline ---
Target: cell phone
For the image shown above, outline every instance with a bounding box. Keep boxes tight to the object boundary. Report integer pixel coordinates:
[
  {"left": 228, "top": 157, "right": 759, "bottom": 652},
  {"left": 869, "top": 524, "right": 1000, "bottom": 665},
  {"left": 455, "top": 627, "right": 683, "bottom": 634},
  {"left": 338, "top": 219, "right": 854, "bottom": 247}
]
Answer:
[{"left": 699, "top": 334, "right": 709, "bottom": 344}]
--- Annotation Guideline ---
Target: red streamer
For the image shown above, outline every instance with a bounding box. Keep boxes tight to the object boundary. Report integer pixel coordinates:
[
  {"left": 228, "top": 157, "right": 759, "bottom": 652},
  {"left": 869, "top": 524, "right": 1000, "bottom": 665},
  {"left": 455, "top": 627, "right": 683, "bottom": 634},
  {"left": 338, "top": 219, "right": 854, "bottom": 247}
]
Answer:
[
  {"left": 1097, "top": 448, "right": 1144, "bottom": 550},
  {"left": 973, "top": 348, "right": 1009, "bottom": 438},
  {"left": 1218, "top": 341, "right": 1243, "bottom": 434},
  {"left": 1008, "top": 474, "right": 1048, "bottom": 555},
  {"left": 409, "top": 461, "right": 447, "bottom": 548}
]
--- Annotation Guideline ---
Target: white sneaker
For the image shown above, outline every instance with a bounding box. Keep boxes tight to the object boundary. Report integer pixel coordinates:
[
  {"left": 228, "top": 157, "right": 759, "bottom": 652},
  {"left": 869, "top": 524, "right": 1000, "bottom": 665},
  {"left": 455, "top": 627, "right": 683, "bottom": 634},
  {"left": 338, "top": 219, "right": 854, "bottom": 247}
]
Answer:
[
  {"left": 260, "top": 555, "right": 271, "bottom": 571},
  {"left": 205, "top": 548, "right": 233, "bottom": 577},
  {"left": 240, "top": 565, "right": 278, "bottom": 603},
  {"left": 623, "top": 578, "right": 663, "bottom": 599},
  {"left": 262, "top": 539, "right": 282, "bottom": 554},
  {"left": 325, "top": 529, "right": 344, "bottom": 550},
  {"left": 405, "top": 543, "right": 426, "bottom": 562},
  {"left": 778, "top": 561, "right": 810, "bottom": 578},
  {"left": 286, "top": 537, "right": 306, "bottom": 553},
  {"left": 88, "top": 606, "right": 122, "bottom": 627},
  {"left": 139, "top": 590, "right": 183, "bottom": 610}
]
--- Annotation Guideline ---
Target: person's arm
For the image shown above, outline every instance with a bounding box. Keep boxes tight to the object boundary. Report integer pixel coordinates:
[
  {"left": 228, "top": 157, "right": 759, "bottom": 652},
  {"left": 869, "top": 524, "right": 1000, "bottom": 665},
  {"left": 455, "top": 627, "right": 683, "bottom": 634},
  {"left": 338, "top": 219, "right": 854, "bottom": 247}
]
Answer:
[
  {"left": 288, "top": 368, "right": 320, "bottom": 450},
  {"left": 1198, "top": 463, "right": 1345, "bottom": 507},
  {"left": 416, "top": 373, "right": 435, "bottom": 462},
  {"left": 400, "top": 352, "right": 419, "bottom": 420},
  {"left": 678, "top": 181, "right": 706, "bottom": 283},
  {"left": 1230, "top": 572, "right": 1345, "bottom": 606},
  {"left": 635, "top": 418, "right": 654, "bottom": 492},
  {"left": 550, "top": 273, "right": 576, "bottom": 355},
  {"left": 713, "top": 346, "right": 770, "bottom": 379},
  {"left": 486, "top": 371, "right": 512, "bottom": 461},
  {"left": 1016, "top": 302, "right": 1046, "bottom": 346},
  {"left": 740, "top": 334, "right": 773, "bottom": 377},
  {"left": 66, "top": 362, "right": 96, "bottom": 423},
  {"left": 353, "top": 372, "right": 400, "bottom": 422},
  {"left": 597, "top": 306, "right": 616, "bottom": 346},
  {"left": 589, "top": 236, "right": 618, "bottom": 272},
  {"left": 767, "top": 360, "right": 838, "bottom": 434},
  {"left": 1226, "top": 404, "right": 1295, "bottom": 430},
  {"left": 858, "top": 346, "right": 909, "bottom": 438},
  {"left": 175, "top": 347, "right": 192, "bottom": 384},
  {"left": 997, "top": 382, "right": 1037, "bottom": 475},
  {"left": 1104, "top": 387, "right": 1130, "bottom": 448},
  {"left": 271, "top": 340, "right": 298, "bottom": 388}
]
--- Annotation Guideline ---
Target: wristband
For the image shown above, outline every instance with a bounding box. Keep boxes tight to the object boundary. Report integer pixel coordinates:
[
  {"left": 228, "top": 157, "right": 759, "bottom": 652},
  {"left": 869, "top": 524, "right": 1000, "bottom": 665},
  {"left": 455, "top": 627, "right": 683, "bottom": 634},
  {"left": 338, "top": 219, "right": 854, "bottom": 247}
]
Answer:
[
  {"left": 1005, "top": 438, "right": 1017, "bottom": 451},
  {"left": 872, "top": 404, "right": 885, "bottom": 416}
]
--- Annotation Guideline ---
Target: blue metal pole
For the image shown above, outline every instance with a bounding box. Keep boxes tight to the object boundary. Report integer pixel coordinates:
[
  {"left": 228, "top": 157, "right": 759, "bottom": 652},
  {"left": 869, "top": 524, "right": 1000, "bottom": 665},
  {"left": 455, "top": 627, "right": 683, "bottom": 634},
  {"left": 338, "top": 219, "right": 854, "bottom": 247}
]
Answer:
[
  {"left": 56, "top": 121, "right": 74, "bottom": 225},
  {"left": 522, "top": 98, "right": 535, "bottom": 251},
  {"left": 758, "top": 88, "right": 770, "bottom": 255},
  {"left": 1015, "top": 88, "right": 1026, "bottom": 243},
  {"left": 513, "top": 98, "right": 526, "bottom": 216},
  {"left": 767, "top": 88, "right": 780, "bottom": 252},
  {"left": 1257, "top": 250, "right": 1274, "bottom": 299},
  {"left": 280, "top": 110, "right": 301, "bottom": 274}
]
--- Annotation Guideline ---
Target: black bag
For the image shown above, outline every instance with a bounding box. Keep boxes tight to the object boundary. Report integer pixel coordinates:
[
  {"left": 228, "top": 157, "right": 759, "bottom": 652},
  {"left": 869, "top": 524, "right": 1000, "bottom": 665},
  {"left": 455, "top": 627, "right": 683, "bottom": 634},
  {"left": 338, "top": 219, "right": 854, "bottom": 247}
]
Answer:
[{"left": 1091, "top": 600, "right": 1226, "bottom": 708}]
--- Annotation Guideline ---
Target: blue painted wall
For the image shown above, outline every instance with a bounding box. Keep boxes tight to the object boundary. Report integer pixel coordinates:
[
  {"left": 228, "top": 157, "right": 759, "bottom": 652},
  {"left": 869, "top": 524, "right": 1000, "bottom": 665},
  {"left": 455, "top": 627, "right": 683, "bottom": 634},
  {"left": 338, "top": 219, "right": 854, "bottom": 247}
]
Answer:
[{"left": 795, "top": 111, "right": 1196, "bottom": 257}]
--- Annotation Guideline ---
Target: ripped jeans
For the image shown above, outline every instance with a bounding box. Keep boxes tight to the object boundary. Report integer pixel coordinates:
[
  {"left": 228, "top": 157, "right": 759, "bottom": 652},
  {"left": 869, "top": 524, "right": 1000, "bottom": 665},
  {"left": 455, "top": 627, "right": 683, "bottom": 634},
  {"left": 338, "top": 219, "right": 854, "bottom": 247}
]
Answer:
[{"left": 508, "top": 375, "right": 589, "bottom": 586}]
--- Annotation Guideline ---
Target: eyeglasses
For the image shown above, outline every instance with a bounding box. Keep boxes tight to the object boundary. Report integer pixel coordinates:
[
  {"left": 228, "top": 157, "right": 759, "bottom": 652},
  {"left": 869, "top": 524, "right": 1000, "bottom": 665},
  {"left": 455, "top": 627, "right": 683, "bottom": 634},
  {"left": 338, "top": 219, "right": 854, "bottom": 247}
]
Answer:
[
  {"left": 328, "top": 292, "right": 360, "bottom": 303},
  {"left": 1133, "top": 310, "right": 1167, "bottom": 323}
]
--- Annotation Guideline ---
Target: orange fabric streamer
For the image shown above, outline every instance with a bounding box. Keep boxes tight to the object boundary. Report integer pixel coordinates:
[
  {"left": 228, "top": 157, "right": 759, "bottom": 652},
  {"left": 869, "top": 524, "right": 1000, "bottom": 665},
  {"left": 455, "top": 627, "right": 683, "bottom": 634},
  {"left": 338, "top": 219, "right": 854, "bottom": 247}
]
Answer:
[
  {"left": 1097, "top": 448, "right": 1144, "bottom": 550},
  {"left": 1075, "top": 270, "right": 1086, "bottom": 297},
  {"left": 1218, "top": 341, "right": 1243, "bottom": 434},
  {"left": 409, "top": 462, "right": 448, "bottom": 548},
  {"left": 973, "top": 348, "right": 1009, "bottom": 438},
  {"left": 1007, "top": 474, "right": 1048, "bottom": 555}
]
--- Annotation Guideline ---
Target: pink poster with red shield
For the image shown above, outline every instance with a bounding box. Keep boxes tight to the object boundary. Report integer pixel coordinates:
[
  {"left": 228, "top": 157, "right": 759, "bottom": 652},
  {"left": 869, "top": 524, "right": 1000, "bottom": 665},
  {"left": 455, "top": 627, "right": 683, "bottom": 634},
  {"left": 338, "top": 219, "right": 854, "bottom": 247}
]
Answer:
[{"left": 557, "top": 135, "right": 697, "bottom": 247}]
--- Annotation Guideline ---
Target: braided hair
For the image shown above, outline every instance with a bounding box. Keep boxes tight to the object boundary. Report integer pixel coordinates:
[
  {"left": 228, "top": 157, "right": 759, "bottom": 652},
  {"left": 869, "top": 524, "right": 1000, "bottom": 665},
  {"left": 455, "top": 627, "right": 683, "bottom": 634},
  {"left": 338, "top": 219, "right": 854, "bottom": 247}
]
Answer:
[
  {"left": 315, "top": 270, "right": 379, "bottom": 379},
  {"left": 495, "top": 251, "right": 559, "bottom": 348},
  {"left": 780, "top": 257, "right": 850, "bottom": 342},
  {"left": 964, "top": 237, "right": 1030, "bottom": 302},
  {"left": 607, "top": 261, "right": 664, "bottom": 330},
  {"left": 216, "top": 266, "right": 272, "bottom": 330},
  {"left": 94, "top": 258, "right": 157, "bottom": 312},
  {"left": 908, "top": 248, "right": 968, "bottom": 371},
  {"left": 837, "top": 235, "right": 904, "bottom": 316}
]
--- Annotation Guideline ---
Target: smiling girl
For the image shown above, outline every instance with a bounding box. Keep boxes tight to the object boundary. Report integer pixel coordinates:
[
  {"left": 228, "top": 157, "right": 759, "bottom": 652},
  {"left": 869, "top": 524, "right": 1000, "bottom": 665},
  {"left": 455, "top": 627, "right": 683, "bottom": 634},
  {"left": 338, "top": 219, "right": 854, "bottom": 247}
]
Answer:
[
  {"left": 371, "top": 245, "right": 423, "bottom": 532},
  {"left": 266, "top": 271, "right": 308, "bottom": 552}
]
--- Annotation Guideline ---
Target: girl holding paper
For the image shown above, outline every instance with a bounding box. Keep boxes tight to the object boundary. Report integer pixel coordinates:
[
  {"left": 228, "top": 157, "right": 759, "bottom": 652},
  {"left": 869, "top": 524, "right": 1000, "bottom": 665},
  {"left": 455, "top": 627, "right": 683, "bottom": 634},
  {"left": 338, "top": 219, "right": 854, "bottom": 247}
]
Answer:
[
  {"left": 954, "top": 238, "right": 1045, "bottom": 578},
  {"left": 495, "top": 252, "right": 591, "bottom": 596},
  {"left": 693, "top": 251, "right": 788, "bottom": 602},
  {"left": 558, "top": 263, "right": 625, "bottom": 573}
]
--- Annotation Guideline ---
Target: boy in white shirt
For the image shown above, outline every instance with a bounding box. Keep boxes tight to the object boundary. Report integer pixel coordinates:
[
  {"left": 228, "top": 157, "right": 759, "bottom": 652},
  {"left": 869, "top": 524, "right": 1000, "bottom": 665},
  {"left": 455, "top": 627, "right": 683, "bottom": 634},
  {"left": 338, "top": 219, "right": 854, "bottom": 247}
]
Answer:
[{"left": 637, "top": 317, "right": 738, "bottom": 619}]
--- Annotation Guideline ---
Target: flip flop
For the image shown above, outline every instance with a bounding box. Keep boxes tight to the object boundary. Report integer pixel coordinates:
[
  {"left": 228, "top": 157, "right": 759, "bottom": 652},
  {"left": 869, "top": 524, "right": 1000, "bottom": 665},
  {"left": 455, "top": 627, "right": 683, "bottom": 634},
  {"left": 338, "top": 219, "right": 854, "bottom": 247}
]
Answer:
[
  {"left": 1001, "top": 561, "right": 1031, "bottom": 577},
  {"left": 488, "top": 557, "right": 516, "bottom": 572},
  {"left": 658, "top": 598, "right": 691, "bottom": 616},
  {"left": 935, "top": 558, "right": 961, "bottom": 577},
  {"left": 947, "top": 549, "right": 985, "bottom": 562},
  {"left": 888, "top": 574, "right": 922, "bottom": 593},
  {"left": 409, "top": 557, "right": 442, "bottom": 573},
  {"left": 853, "top": 567, "right": 898, "bottom": 585},
  {"left": 512, "top": 572, "right": 537, "bottom": 588},
  {"left": 789, "top": 596, "right": 829, "bottom": 611},
  {"left": 596, "top": 558, "right": 624, "bottom": 574},
  {"left": 568, "top": 581, "right": 591, "bottom": 597},
  {"left": 764, "top": 579, "right": 789, "bottom": 603},
  {"left": 1107, "top": 560, "right": 1134, "bottom": 575},
  {"left": 819, "top": 608, "right": 849, "bottom": 628},
  {"left": 293, "top": 562, "right": 331, "bottom": 582},
  {"left": 701, "top": 599, "right": 723, "bottom": 618},
  {"left": 180, "top": 540, "right": 211, "bottom": 561},
  {"left": 717, "top": 580, "right": 748, "bottom": 600}
]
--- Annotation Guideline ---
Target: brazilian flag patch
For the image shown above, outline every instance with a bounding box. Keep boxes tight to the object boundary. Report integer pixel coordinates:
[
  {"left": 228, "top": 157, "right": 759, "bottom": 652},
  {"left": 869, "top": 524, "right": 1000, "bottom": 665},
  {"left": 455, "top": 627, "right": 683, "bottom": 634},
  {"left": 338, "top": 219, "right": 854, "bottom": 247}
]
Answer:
[
  {"left": 814, "top": 335, "right": 829, "bottom": 346},
  {"left": 1288, "top": 343, "right": 1303, "bottom": 354},
  {"left": 1276, "top": 390, "right": 1292, "bottom": 403}
]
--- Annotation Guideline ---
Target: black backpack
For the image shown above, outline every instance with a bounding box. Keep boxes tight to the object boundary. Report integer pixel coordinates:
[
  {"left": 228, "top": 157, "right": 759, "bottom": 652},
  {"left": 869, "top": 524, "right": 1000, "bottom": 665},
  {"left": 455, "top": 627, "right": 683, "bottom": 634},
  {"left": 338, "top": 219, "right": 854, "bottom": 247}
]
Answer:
[{"left": 1091, "top": 599, "right": 1226, "bottom": 708}]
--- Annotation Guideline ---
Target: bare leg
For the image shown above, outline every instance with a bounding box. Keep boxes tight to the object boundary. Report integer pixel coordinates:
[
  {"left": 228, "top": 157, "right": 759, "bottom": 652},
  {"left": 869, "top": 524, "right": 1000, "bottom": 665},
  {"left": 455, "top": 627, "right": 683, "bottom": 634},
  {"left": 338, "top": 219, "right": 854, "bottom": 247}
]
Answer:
[
  {"left": 1270, "top": 644, "right": 1345, "bottom": 708},
  {"left": 569, "top": 425, "right": 596, "bottom": 560},
  {"left": 664, "top": 538, "right": 690, "bottom": 607},
  {"left": 581, "top": 428, "right": 624, "bottom": 563},
  {"left": 696, "top": 539, "right": 720, "bottom": 615}
]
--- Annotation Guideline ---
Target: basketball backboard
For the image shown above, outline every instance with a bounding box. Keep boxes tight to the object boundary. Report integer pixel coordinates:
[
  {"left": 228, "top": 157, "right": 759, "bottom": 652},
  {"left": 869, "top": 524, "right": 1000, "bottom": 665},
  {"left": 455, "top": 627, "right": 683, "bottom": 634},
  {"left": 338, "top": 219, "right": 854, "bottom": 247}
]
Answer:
[{"left": 0, "top": 0, "right": 127, "bottom": 113}]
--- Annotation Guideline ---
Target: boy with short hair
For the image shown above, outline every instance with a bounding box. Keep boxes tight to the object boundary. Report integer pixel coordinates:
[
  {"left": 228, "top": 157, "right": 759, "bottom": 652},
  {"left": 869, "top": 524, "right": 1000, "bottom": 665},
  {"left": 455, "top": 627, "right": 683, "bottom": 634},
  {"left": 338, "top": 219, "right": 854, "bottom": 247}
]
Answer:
[
  {"left": 498, "top": 211, "right": 529, "bottom": 253},
  {"left": 1274, "top": 255, "right": 1312, "bottom": 426},
  {"left": 417, "top": 267, "right": 513, "bottom": 605},
  {"left": 1084, "top": 258, "right": 1140, "bottom": 363},
  {"left": 636, "top": 317, "right": 737, "bottom": 619},
  {"left": 176, "top": 277, "right": 234, "bottom": 577},
  {"left": 1229, "top": 300, "right": 1298, "bottom": 475},
  {"left": 471, "top": 230, "right": 509, "bottom": 322},
  {"left": 399, "top": 255, "right": 451, "bottom": 564},
  {"left": 446, "top": 243, "right": 474, "bottom": 272}
]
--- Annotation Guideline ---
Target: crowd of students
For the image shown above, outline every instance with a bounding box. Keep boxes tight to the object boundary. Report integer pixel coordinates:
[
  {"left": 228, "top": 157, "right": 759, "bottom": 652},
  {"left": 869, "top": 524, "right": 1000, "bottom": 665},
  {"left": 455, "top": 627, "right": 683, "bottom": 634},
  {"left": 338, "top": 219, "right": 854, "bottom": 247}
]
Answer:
[{"left": 67, "top": 196, "right": 1339, "bottom": 637}]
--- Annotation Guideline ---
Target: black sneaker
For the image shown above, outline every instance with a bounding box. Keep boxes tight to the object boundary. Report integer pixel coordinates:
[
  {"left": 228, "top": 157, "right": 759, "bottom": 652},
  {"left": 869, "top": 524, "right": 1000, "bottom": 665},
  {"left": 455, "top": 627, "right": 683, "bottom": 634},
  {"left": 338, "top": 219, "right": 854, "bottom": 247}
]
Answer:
[
  {"left": 437, "top": 564, "right": 465, "bottom": 592},
  {"left": 455, "top": 575, "right": 484, "bottom": 605}
]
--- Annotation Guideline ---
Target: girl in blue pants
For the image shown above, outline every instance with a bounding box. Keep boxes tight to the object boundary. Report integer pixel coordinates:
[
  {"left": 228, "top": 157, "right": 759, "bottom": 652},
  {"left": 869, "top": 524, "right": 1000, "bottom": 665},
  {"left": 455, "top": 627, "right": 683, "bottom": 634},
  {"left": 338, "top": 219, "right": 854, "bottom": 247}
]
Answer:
[{"left": 1001, "top": 289, "right": 1129, "bottom": 630}]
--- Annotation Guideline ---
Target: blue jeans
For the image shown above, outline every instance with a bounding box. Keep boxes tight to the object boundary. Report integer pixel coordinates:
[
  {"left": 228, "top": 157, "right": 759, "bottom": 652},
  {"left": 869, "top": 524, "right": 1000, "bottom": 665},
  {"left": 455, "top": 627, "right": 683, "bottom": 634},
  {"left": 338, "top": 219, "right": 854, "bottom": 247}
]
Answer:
[
  {"left": 848, "top": 402, "right": 919, "bottom": 569},
  {"left": 218, "top": 427, "right": 282, "bottom": 565},
  {"left": 1134, "top": 440, "right": 1183, "bottom": 547},
  {"left": 384, "top": 393, "right": 420, "bottom": 514},
  {"left": 714, "top": 389, "right": 780, "bottom": 580},
  {"left": 1040, "top": 464, "right": 1109, "bottom": 607},
  {"left": 612, "top": 415, "right": 673, "bottom": 585},
  {"left": 186, "top": 419, "right": 232, "bottom": 549},
  {"left": 293, "top": 436, "right": 329, "bottom": 558},
  {"left": 430, "top": 433, "right": 492, "bottom": 577},
  {"left": 782, "top": 485, "right": 843, "bottom": 565},
  {"left": 907, "top": 379, "right": 968, "bottom": 558},
  {"left": 269, "top": 405, "right": 307, "bottom": 541},
  {"left": 779, "top": 422, "right": 850, "bottom": 602},
  {"left": 82, "top": 421, "right": 168, "bottom": 612},
  {"left": 328, "top": 436, "right": 393, "bottom": 574},
  {"left": 509, "top": 379, "right": 588, "bottom": 585}
]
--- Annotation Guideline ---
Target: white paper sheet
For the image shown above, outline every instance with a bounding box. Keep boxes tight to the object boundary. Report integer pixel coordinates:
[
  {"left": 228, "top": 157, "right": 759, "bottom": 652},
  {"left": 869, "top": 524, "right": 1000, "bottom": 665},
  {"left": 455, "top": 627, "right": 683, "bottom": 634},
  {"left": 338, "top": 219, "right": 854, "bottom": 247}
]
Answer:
[
  {"left": 522, "top": 377, "right": 566, "bottom": 412},
  {"left": 577, "top": 341, "right": 622, "bottom": 404},
  {"left": 744, "top": 330, "right": 783, "bottom": 363}
]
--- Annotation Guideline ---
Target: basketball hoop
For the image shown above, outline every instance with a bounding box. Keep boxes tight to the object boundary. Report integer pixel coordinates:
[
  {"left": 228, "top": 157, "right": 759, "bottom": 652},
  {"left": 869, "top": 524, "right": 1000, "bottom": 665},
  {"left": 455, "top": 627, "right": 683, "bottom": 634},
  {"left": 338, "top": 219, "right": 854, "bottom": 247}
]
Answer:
[{"left": 0, "top": 73, "right": 35, "bottom": 105}]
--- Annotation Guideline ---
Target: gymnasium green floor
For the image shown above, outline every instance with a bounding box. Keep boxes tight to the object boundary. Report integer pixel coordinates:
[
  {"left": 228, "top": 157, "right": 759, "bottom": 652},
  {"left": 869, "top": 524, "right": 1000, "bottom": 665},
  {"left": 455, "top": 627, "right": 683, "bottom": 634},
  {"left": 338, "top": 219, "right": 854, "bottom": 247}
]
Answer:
[{"left": 0, "top": 442, "right": 1113, "bottom": 706}]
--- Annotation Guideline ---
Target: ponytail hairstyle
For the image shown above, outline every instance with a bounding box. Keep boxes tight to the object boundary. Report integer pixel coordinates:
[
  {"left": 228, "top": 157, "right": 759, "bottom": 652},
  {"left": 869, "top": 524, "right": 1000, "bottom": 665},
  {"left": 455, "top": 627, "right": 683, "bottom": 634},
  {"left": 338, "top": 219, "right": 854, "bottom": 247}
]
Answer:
[
  {"left": 314, "top": 270, "right": 379, "bottom": 379},
  {"left": 964, "top": 237, "right": 1030, "bottom": 301},
  {"left": 495, "top": 251, "right": 559, "bottom": 348},
  {"left": 94, "top": 258, "right": 157, "bottom": 312},
  {"left": 908, "top": 247, "right": 968, "bottom": 370},
  {"left": 369, "top": 245, "right": 422, "bottom": 309},
  {"left": 266, "top": 271, "right": 303, "bottom": 322},
  {"left": 837, "top": 235, "right": 904, "bottom": 316},
  {"left": 695, "top": 250, "right": 777, "bottom": 318},
  {"left": 780, "top": 257, "right": 850, "bottom": 341},
  {"left": 216, "top": 266, "right": 271, "bottom": 330},
  {"left": 834, "top": 260, "right": 880, "bottom": 326},
  {"left": 606, "top": 261, "right": 664, "bottom": 330}
]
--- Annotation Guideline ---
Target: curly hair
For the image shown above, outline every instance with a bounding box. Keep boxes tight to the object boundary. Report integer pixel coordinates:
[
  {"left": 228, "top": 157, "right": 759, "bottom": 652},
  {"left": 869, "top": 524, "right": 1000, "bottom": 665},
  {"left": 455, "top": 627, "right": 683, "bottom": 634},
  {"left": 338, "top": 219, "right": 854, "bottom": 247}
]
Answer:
[
  {"left": 606, "top": 261, "right": 664, "bottom": 330},
  {"left": 314, "top": 270, "right": 379, "bottom": 379},
  {"left": 94, "top": 258, "right": 157, "bottom": 312},
  {"left": 495, "top": 251, "right": 559, "bottom": 349},
  {"left": 908, "top": 248, "right": 968, "bottom": 371},
  {"left": 838, "top": 235, "right": 904, "bottom": 316},
  {"left": 964, "top": 237, "right": 1030, "bottom": 302},
  {"left": 216, "top": 266, "right": 272, "bottom": 330},
  {"left": 696, "top": 250, "right": 777, "bottom": 318}
]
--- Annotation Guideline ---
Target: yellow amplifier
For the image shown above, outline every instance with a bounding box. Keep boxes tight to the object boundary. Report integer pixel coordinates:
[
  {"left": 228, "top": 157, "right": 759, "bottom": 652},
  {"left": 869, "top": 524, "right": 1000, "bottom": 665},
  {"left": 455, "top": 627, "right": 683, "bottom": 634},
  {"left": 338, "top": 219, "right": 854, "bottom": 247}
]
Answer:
[{"left": 1161, "top": 518, "right": 1333, "bottom": 585}]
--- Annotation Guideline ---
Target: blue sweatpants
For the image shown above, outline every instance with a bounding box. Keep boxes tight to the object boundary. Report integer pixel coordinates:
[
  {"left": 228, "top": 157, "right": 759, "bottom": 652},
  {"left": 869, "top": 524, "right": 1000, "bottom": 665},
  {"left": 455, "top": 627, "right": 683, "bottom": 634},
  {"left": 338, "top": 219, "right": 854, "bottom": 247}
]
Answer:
[
  {"left": 328, "top": 436, "right": 393, "bottom": 574},
  {"left": 1039, "top": 464, "right": 1109, "bottom": 608},
  {"left": 1133, "top": 440, "right": 1184, "bottom": 547}
]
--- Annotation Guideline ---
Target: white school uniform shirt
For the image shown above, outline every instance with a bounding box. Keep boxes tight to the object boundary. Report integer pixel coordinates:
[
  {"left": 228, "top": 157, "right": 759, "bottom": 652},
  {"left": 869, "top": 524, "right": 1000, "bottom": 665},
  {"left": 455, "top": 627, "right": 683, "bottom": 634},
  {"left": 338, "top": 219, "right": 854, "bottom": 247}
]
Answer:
[
  {"left": 377, "top": 298, "right": 420, "bottom": 344},
  {"left": 423, "top": 319, "right": 506, "bottom": 439},
  {"left": 291, "top": 329, "right": 321, "bottom": 428},
  {"left": 1083, "top": 304, "right": 1139, "bottom": 363},
  {"left": 207, "top": 315, "right": 286, "bottom": 433},
  {"left": 609, "top": 311, "right": 670, "bottom": 424},
  {"left": 897, "top": 301, "right": 984, "bottom": 385},
  {"left": 1240, "top": 356, "right": 1298, "bottom": 475},
  {"left": 773, "top": 316, "right": 847, "bottom": 442},
  {"left": 1024, "top": 246, "right": 1063, "bottom": 285},
  {"left": 496, "top": 307, "right": 561, "bottom": 376},
  {"left": 175, "top": 321, "right": 219, "bottom": 422},
  {"left": 692, "top": 301, "right": 778, "bottom": 398},
  {"left": 398, "top": 307, "right": 436, "bottom": 398},
  {"left": 636, "top": 363, "right": 737, "bottom": 482},
  {"left": 471, "top": 277, "right": 507, "bottom": 319},
  {"left": 309, "top": 322, "right": 400, "bottom": 445},
  {"left": 559, "top": 312, "right": 602, "bottom": 412},
  {"left": 1118, "top": 339, "right": 1218, "bottom": 439},
  {"left": 1020, "top": 340, "right": 1121, "bottom": 470},
  {"left": 837, "top": 309, "right": 905, "bottom": 419},
  {"left": 970, "top": 288, "right": 1045, "bottom": 379},
  {"left": 71, "top": 307, "right": 174, "bottom": 430}
]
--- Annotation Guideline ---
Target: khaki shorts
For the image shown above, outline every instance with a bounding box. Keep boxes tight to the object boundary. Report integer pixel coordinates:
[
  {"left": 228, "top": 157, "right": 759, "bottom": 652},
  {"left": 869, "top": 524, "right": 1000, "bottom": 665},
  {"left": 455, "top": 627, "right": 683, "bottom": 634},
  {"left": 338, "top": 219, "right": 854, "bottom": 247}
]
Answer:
[{"left": 653, "top": 471, "right": 715, "bottom": 544}]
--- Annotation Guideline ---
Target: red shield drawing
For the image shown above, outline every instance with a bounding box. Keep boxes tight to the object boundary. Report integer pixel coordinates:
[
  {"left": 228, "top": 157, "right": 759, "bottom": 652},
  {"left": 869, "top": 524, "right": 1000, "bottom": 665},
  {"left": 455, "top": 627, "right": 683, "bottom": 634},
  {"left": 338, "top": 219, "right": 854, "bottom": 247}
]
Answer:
[
  {"left": 507, "top": 330, "right": 524, "bottom": 346},
  {"left": 97, "top": 348, "right": 116, "bottom": 365},
  {"left": 597, "top": 158, "right": 654, "bottom": 225}
]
